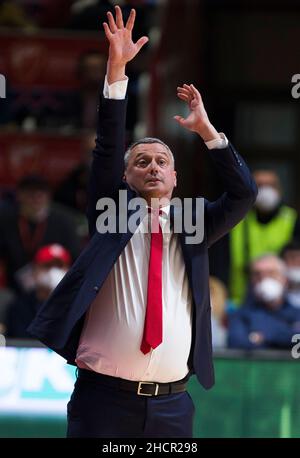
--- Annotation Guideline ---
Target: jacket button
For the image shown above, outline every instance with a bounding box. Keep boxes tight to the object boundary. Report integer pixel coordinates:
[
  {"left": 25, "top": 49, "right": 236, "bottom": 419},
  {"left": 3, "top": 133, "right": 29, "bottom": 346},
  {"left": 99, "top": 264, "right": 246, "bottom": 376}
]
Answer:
[{"left": 94, "top": 286, "right": 99, "bottom": 292}]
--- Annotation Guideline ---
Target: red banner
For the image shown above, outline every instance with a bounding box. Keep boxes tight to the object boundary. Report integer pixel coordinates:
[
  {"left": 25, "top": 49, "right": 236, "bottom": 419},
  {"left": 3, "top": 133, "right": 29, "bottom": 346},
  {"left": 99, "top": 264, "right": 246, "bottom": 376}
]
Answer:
[
  {"left": 0, "top": 29, "right": 106, "bottom": 89},
  {"left": 0, "top": 132, "right": 85, "bottom": 188}
]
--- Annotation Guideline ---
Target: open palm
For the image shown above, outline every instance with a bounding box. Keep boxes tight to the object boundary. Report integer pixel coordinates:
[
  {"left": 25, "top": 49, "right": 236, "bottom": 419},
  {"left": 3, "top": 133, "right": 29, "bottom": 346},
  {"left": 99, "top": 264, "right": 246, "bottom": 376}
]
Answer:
[{"left": 103, "top": 6, "right": 148, "bottom": 66}]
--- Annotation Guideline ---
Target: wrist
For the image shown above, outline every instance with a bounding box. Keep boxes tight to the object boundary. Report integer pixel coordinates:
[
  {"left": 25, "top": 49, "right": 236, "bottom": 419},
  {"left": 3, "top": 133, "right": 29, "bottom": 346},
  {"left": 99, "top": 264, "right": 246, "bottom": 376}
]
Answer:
[
  {"left": 106, "top": 60, "right": 127, "bottom": 85},
  {"left": 196, "top": 122, "right": 221, "bottom": 143}
]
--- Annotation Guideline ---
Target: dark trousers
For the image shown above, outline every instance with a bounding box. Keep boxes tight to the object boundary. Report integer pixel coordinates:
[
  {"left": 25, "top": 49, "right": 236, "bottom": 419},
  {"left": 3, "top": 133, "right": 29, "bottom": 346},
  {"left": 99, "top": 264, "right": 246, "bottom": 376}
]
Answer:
[{"left": 66, "top": 369, "right": 195, "bottom": 438}]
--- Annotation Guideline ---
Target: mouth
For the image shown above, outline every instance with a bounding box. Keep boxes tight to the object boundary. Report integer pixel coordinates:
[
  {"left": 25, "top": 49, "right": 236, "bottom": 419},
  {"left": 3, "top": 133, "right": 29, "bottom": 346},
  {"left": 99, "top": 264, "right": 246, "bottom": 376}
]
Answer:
[{"left": 146, "top": 178, "right": 161, "bottom": 183}]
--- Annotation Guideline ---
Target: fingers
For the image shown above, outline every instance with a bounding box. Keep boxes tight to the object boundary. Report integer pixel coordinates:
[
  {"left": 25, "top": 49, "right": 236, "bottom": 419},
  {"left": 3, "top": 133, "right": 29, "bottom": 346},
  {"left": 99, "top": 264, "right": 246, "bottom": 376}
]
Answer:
[
  {"left": 178, "top": 84, "right": 201, "bottom": 96},
  {"left": 103, "top": 22, "right": 113, "bottom": 40},
  {"left": 107, "top": 11, "right": 117, "bottom": 33},
  {"left": 177, "top": 84, "right": 202, "bottom": 105},
  {"left": 174, "top": 115, "right": 186, "bottom": 125},
  {"left": 177, "top": 86, "right": 192, "bottom": 104},
  {"left": 177, "top": 93, "right": 189, "bottom": 102},
  {"left": 174, "top": 115, "right": 183, "bottom": 122},
  {"left": 177, "top": 87, "right": 191, "bottom": 96},
  {"left": 190, "top": 84, "right": 202, "bottom": 101},
  {"left": 135, "top": 36, "right": 149, "bottom": 52},
  {"left": 126, "top": 8, "right": 136, "bottom": 31},
  {"left": 115, "top": 5, "right": 124, "bottom": 28},
  {"left": 177, "top": 87, "right": 190, "bottom": 94},
  {"left": 177, "top": 85, "right": 192, "bottom": 96},
  {"left": 106, "top": 6, "right": 126, "bottom": 33}
]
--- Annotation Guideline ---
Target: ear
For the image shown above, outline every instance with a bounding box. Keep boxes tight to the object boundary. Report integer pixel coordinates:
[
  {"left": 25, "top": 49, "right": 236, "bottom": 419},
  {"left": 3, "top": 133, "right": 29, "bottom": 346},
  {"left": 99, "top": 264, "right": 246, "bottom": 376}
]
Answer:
[
  {"left": 122, "top": 174, "right": 126, "bottom": 182},
  {"left": 174, "top": 171, "right": 177, "bottom": 187}
]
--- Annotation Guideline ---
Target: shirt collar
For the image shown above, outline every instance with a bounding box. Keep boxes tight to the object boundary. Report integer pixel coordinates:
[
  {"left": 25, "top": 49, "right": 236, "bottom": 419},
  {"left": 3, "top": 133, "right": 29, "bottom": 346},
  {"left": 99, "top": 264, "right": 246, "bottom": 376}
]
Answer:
[{"left": 146, "top": 204, "right": 170, "bottom": 219}]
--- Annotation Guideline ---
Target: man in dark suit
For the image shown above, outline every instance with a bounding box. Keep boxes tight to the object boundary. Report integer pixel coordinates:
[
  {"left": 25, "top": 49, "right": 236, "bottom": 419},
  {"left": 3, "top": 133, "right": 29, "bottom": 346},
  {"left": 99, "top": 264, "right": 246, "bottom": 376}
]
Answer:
[{"left": 28, "top": 6, "right": 257, "bottom": 438}]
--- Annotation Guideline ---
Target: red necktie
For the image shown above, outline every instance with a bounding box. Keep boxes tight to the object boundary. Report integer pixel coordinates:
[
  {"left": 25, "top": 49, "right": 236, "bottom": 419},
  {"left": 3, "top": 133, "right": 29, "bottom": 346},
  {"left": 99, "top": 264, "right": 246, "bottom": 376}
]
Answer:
[{"left": 140, "top": 208, "right": 163, "bottom": 354}]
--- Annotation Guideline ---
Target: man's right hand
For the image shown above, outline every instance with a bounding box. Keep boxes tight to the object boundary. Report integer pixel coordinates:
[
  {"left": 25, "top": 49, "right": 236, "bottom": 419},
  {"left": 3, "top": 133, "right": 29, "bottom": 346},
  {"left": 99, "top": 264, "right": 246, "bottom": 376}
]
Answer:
[{"left": 103, "top": 5, "right": 148, "bottom": 85}]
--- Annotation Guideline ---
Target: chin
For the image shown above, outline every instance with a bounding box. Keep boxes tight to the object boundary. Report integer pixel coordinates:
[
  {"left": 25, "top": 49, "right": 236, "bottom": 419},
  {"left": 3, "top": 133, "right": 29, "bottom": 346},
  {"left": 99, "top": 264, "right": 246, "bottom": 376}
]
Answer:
[{"left": 141, "top": 189, "right": 163, "bottom": 199}]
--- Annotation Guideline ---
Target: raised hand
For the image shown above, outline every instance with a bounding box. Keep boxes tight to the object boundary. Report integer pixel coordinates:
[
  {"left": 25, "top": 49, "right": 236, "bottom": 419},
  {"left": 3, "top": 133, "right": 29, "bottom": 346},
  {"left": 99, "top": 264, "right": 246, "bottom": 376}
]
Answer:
[
  {"left": 103, "top": 6, "right": 148, "bottom": 68},
  {"left": 174, "top": 84, "right": 220, "bottom": 142}
]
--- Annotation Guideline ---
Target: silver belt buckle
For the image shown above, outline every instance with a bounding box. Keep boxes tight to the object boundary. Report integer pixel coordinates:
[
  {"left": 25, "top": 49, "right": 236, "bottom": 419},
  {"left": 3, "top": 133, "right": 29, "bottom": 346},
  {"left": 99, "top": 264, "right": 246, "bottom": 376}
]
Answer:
[{"left": 137, "top": 381, "right": 159, "bottom": 396}]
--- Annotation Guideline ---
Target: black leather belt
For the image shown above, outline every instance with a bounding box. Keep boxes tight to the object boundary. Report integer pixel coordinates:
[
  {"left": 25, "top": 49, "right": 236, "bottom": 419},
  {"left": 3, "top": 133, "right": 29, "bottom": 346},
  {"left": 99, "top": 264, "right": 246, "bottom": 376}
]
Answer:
[
  {"left": 120, "top": 380, "right": 187, "bottom": 396},
  {"left": 77, "top": 368, "right": 188, "bottom": 397}
]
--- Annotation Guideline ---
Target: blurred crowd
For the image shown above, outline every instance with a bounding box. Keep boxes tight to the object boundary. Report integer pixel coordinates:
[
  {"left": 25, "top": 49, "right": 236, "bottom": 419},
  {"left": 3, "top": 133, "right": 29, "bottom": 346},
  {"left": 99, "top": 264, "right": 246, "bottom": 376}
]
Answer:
[
  {"left": 1, "top": 1, "right": 300, "bottom": 353},
  {"left": 209, "top": 170, "right": 300, "bottom": 351},
  {"left": 0, "top": 0, "right": 157, "bottom": 139}
]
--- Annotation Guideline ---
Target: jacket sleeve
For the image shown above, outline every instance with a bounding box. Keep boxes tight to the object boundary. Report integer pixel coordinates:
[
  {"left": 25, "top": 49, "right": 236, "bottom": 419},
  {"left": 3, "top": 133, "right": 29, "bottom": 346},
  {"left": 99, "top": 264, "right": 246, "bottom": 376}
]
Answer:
[
  {"left": 87, "top": 96, "right": 128, "bottom": 237},
  {"left": 204, "top": 142, "right": 257, "bottom": 247}
]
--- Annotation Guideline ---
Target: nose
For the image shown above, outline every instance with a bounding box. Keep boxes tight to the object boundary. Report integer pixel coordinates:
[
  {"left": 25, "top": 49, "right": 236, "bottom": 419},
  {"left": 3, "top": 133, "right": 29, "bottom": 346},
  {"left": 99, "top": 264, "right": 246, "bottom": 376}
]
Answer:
[{"left": 149, "top": 158, "right": 159, "bottom": 174}]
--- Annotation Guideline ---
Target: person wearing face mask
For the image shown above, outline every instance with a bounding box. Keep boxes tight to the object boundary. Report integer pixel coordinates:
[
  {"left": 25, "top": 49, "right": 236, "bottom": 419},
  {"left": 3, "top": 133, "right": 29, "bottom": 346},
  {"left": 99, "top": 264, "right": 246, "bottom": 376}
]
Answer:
[
  {"left": 209, "top": 169, "right": 300, "bottom": 305},
  {"left": 281, "top": 241, "right": 300, "bottom": 308},
  {"left": 4, "top": 244, "right": 71, "bottom": 339},
  {"left": 227, "top": 254, "right": 300, "bottom": 349},
  {"left": 0, "top": 175, "right": 81, "bottom": 292}
]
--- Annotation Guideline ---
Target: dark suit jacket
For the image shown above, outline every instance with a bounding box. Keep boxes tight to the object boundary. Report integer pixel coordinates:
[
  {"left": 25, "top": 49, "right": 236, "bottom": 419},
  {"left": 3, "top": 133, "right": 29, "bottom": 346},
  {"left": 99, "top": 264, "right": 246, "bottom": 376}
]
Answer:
[{"left": 28, "top": 96, "right": 257, "bottom": 390}]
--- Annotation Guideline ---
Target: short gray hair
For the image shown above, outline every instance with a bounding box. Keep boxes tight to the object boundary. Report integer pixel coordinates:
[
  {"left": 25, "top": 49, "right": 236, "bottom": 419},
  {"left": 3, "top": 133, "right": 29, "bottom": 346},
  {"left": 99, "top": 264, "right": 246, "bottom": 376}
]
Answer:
[
  {"left": 251, "top": 253, "right": 287, "bottom": 276},
  {"left": 124, "top": 137, "right": 174, "bottom": 169}
]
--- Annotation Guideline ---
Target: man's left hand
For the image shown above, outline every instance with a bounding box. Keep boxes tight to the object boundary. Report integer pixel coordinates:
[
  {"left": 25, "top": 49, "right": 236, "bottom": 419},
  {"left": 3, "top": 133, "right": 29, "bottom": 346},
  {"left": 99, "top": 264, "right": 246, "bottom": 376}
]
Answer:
[{"left": 174, "top": 83, "right": 221, "bottom": 143}]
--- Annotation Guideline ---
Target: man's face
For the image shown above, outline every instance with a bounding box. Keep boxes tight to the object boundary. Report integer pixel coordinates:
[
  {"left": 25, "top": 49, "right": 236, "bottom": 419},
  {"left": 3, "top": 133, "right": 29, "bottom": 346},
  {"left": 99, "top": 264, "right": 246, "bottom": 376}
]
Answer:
[
  {"left": 33, "top": 261, "right": 68, "bottom": 301},
  {"left": 251, "top": 257, "right": 287, "bottom": 308},
  {"left": 253, "top": 170, "right": 280, "bottom": 191},
  {"left": 253, "top": 170, "right": 282, "bottom": 212},
  {"left": 123, "top": 143, "right": 177, "bottom": 203},
  {"left": 17, "top": 189, "right": 50, "bottom": 220},
  {"left": 81, "top": 55, "right": 105, "bottom": 88}
]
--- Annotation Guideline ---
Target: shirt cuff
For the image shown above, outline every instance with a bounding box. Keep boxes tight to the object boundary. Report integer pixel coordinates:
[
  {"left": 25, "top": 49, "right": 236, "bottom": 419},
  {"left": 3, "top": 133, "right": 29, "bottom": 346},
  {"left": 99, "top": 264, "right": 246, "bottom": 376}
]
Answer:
[
  {"left": 205, "top": 133, "right": 228, "bottom": 150},
  {"left": 103, "top": 75, "right": 128, "bottom": 100}
]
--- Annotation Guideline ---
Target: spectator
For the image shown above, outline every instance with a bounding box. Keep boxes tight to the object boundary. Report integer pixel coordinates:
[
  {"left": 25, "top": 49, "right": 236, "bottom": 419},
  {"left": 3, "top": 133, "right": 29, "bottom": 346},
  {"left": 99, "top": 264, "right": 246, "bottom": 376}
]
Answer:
[
  {"left": 63, "top": 47, "right": 140, "bottom": 139},
  {"left": 0, "top": 175, "right": 81, "bottom": 291},
  {"left": 228, "top": 254, "right": 300, "bottom": 350},
  {"left": 54, "top": 131, "right": 94, "bottom": 213},
  {"left": 209, "top": 276, "right": 229, "bottom": 349},
  {"left": 62, "top": 49, "right": 106, "bottom": 131},
  {"left": 7, "top": 50, "right": 106, "bottom": 132},
  {"left": 69, "top": 1, "right": 154, "bottom": 140},
  {"left": 69, "top": 1, "right": 153, "bottom": 37},
  {"left": 53, "top": 132, "right": 95, "bottom": 244},
  {"left": 4, "top": 244, "right": 71, "bottom": 338},
  {"left": 281, "top": 240, "right": 300, "bottom": 308},
  {"left": 209, "top": 169, "right": 300, "bottom": 305},
  {"left": 0, "top": 1, "right": 35, "bottom": 29},
  {"left": 69, "top": 0, "right": 114, "bottom": 31}
]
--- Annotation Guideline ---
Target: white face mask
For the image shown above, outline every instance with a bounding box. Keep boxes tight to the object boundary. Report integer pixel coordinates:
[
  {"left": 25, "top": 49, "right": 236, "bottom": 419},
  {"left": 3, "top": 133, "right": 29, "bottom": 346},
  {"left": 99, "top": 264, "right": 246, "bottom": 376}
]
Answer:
[
  {"left": 254, "top": 277, "right": 284, "bottom": 303},
  {"left": 255, "top": 186, "right": 280, "bottom": 212},
  {"left": 35, "top": 267, "right": 66, "bottom": 291},
  {"left": 287, "top": 268, "right": 300, "bottom": 284}
]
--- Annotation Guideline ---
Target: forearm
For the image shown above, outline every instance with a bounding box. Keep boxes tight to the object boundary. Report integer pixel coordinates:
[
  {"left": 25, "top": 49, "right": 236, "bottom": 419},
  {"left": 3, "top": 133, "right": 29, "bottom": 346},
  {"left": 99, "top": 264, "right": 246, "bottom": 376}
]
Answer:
[
  {"left": 106, "top": 59, "right": 127, "bottom": 85},
  {"left": 209, "top": 142, "right": 257, "bottom": 200},
  {"left": 87, "top": 96, "right": 127, "bottom": 235},
  {"left": 204, "top": 142, "right": 258, "bottom": 247},
  {"left": 92, "top": 97, "right": 127, "bottom": 186}
]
